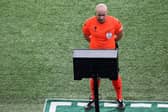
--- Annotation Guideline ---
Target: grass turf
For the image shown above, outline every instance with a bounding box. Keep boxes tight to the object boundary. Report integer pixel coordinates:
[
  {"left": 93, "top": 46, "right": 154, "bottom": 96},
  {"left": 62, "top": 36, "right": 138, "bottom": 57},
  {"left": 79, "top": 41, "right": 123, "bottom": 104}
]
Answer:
[{"left": 0, "top": 0, "right": 168, "bottom": 111}]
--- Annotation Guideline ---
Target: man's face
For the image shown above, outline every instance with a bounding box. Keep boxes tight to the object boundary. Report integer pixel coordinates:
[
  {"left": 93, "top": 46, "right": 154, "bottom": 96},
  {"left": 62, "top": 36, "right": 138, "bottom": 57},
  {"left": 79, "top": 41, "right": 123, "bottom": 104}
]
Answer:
[{"left": 96, "top": 10, "right": 107, "bottom": 24}]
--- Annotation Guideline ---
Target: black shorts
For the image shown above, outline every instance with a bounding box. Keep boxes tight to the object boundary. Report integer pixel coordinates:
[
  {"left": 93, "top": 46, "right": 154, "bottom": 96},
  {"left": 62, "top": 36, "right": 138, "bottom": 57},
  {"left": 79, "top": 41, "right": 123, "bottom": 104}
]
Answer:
[{"left": 116, "top": 43, "right": 120, "bottom": 72}]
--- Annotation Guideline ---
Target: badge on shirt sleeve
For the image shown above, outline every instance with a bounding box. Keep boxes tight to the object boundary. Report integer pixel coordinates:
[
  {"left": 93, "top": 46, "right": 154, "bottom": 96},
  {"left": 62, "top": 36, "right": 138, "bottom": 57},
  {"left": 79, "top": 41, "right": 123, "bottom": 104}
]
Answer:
[{"left": 106, "top": 32, "right": 113, "bottom": 39}]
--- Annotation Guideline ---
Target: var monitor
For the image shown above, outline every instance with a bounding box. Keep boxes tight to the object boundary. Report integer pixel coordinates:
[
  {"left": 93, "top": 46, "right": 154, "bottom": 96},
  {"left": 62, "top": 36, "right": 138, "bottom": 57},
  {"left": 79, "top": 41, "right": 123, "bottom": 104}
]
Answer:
[{"left": 73, "top": 49, "right": 119, "bottom": 80}]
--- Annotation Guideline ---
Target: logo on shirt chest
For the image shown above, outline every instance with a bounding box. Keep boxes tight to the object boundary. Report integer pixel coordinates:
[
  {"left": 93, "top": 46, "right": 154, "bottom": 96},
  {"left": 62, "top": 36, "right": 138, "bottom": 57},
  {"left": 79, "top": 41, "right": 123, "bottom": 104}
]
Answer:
[{"left": 106, "top": 32, "right": 113, "bottom": 39}]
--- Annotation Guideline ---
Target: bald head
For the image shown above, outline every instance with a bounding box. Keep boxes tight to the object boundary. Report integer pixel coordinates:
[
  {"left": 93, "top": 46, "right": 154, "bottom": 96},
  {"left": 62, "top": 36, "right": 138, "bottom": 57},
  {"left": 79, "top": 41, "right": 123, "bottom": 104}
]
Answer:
[
  {"left": 96, "top": 3, "right": 108, "bottom": 12},
  {"left": 95, "top": 3, "right": 108, "bottom": 23}
]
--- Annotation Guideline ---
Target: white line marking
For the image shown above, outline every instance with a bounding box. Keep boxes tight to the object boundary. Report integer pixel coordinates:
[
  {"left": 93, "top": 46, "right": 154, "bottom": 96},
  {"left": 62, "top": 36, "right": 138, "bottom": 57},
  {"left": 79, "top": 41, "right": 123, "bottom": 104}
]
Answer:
[
  {"left": 157, "top": 104, "right": 168, "bottom": 108},
  {"left": 49, "top": 102, "right": 72, "bottom": 112},
  {"left": 45, "top": 98, "right": 168, "bottom": 103},
  {"left": 77, "top": 102, "right": 88, "bottom": 107},
  {"left": 130, "top": 103, "right": 152, "bottom": 108},
  {"left": 44, "top": 99, "right": 168, "bottom": 112},
  {"left": 104, "top": 103, "right": 118, "bottom": 107}
]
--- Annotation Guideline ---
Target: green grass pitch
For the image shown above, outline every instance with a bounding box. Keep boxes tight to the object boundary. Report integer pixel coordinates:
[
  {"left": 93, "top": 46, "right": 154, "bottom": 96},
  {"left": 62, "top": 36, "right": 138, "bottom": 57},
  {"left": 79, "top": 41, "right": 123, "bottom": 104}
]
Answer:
[{"left": 0, "top": 0, "right": 168, "bottom": 112}]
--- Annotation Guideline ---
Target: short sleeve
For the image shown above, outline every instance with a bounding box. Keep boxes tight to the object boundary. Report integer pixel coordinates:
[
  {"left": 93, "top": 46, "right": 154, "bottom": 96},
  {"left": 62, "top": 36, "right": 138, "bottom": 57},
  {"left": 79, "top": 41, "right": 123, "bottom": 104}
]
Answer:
[
  {"left": 82, "top": 19, "right": 91, "bottom": 36},
  {"left": 115, "top": 18, "right": 123, "bottom": 35}
]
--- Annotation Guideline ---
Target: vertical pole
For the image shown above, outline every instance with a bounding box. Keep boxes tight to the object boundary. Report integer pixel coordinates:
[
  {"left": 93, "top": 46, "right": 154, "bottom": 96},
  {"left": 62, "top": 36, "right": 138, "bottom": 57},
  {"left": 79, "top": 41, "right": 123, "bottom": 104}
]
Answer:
[{"left": 93, "top": 77, "right": 100, "bottom": 112}]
